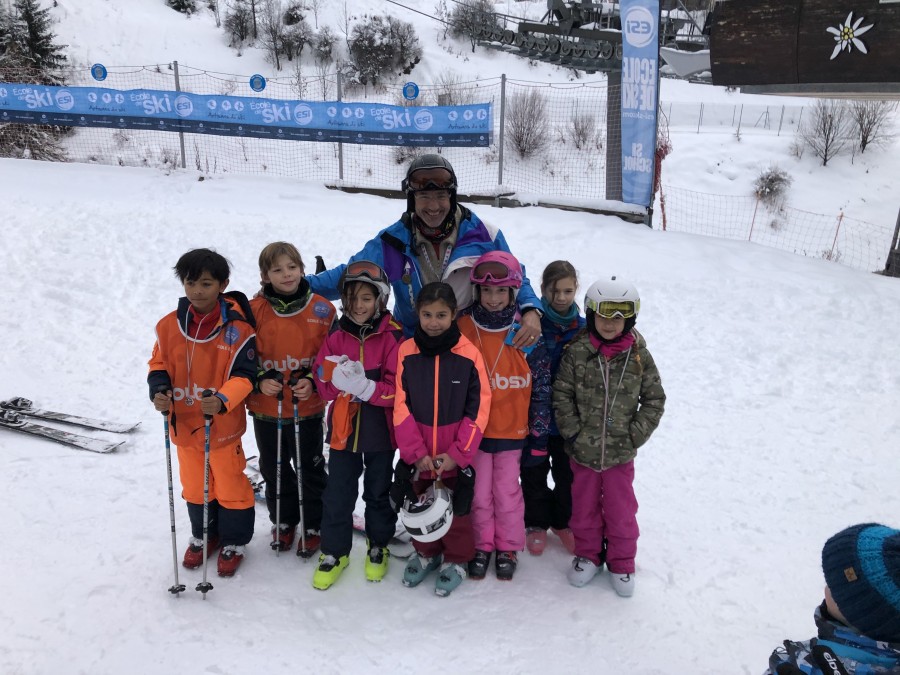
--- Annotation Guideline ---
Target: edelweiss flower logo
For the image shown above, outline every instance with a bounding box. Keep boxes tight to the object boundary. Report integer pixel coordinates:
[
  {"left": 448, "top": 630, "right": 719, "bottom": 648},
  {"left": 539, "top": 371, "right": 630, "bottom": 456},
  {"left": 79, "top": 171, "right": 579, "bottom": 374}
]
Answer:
[{"left": 826, "top": 11, "right": 874, "bottom": 60}]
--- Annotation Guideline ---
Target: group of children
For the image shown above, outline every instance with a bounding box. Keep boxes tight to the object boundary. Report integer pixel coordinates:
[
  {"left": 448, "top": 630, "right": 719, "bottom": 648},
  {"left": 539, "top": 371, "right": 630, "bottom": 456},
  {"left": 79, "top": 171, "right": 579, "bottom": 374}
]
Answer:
[
  {"left": 148, "top": 242, "right": 900, "bottom": 670},
  {"left": 148, "top": 242, "right": 666, "bottom": 597}
]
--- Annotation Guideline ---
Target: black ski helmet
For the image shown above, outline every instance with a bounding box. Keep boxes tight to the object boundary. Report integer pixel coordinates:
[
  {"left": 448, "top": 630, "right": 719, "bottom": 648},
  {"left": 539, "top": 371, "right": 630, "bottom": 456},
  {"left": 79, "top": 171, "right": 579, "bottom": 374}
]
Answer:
[{"left": 402, "top": 154, "right": 458, "bottom": 215}]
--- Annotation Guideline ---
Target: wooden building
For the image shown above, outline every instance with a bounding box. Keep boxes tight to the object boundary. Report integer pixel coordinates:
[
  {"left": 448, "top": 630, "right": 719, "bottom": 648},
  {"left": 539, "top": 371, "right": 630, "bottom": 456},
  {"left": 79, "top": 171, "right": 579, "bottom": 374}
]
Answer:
[{"left": 709, "top": 0, "right": 900, "bottom": 97}]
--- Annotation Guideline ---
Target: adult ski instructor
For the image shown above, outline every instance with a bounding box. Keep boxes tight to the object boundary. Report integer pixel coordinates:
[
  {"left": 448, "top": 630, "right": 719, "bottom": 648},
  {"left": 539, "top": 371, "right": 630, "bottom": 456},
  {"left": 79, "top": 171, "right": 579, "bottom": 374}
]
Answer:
[{"left": 308, "top": 154, "right": 543, "bottom": 348}]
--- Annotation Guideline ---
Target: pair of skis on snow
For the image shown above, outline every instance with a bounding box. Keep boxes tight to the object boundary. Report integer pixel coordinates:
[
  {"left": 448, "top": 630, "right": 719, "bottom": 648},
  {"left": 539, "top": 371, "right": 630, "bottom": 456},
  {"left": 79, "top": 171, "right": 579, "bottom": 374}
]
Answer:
[{"left": 0, "top": 397, "right": 139, "bottom": 454}]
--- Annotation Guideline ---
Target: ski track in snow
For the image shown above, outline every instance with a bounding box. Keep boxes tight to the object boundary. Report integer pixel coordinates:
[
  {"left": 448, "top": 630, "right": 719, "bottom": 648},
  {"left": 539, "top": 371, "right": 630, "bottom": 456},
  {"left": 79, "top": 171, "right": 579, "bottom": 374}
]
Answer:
[{"left": 1, "top": 151, "right": 899, "bottom": 675}]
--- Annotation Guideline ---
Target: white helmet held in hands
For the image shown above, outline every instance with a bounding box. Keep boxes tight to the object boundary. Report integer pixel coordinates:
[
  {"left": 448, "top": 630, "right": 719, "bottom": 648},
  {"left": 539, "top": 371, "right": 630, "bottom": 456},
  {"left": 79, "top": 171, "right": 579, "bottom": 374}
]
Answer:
[{"left": 400, "top": 482, "right": 454, "bottom": 543}]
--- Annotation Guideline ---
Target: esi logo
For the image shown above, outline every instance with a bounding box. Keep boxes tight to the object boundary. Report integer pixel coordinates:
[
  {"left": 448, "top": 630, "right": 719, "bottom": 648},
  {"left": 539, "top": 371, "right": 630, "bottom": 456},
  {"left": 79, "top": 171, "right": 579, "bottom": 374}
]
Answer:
[
  {"left": 174, "top": 95, "right": 193, "bottom": 117},
  {"left": 55, "top": 90, "right": 75, "bottom": 111},
  {"left": 293, "top": 104, "right": 313, "bottom": 125},
  {"left": 413, "top": 110, "right": 433, "bottom": 131},
  {"left": 623, "top": 6, "right": 655, "bottom": 48}
]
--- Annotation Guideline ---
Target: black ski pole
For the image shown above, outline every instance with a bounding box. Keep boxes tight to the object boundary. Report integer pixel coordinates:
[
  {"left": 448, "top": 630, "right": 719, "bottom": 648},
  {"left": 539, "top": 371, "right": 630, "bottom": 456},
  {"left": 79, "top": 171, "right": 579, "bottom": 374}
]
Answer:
[
  {"left": 289, "top": 369, "right": 308, "bottom": 559},
  {"left": 271, "top": 372, "right": 285, "bottom": 555},
  {"left": 196, "top": 389, "right": 215, "bottom": 598},
  {"left": 161, "top": 398, "right": 186, "bottom": 596}
]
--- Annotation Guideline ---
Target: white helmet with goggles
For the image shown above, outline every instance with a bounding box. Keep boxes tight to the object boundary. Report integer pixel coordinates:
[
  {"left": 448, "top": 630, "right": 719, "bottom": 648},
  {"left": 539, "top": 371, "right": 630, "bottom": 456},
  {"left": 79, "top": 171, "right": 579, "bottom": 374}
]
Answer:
[
  {"left": 584, "top": 276, "right": 640, "bottom": 320},
  {"left": 399, "top": 481, "right": 454, "bottom": 543},
  {"left": 339, "top": 260, "right": 391, "bottom": 310}
]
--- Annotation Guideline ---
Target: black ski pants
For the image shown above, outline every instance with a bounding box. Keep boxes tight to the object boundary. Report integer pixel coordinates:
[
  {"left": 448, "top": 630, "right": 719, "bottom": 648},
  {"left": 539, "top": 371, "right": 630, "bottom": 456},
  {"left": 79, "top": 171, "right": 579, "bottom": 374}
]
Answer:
[
  {"left": 320, "top": 449, "right": 396, "bottom": 557},
  {"left": 253, "top": 416, "right": 327, "bottom": 532},
  {"left": 186, "top": 500, "right": 255, "bottom": 547},
  {"left": 521, "top": 434, "right": 573, "bottom": 531}
]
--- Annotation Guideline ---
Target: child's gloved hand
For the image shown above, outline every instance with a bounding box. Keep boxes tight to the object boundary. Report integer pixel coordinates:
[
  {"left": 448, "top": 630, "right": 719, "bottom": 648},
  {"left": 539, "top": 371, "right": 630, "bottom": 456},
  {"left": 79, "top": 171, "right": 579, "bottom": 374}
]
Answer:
[
  {"left": 332, "top": 360, "right": 375, "bottom": 401},
  {"left": 389, "top": 459, "right": 417, "bottom": 513}
]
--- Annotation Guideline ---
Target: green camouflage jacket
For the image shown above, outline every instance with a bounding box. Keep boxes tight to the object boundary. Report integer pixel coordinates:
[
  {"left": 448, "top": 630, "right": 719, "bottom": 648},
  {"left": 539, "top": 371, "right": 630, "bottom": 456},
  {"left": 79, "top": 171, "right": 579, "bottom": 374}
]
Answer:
[{"left": 552, "top": 329, "right": 665, "bottom": 471}]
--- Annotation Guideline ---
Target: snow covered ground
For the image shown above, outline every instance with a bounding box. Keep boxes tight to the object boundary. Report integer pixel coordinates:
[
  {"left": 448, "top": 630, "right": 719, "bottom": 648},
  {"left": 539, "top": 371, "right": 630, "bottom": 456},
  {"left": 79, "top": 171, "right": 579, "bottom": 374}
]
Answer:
[
  {"left": 2, "top": 1, "right": 900, "bottom": 673},
  {"left": 2, "top": 157, "right": 899, "bottom": 675}
]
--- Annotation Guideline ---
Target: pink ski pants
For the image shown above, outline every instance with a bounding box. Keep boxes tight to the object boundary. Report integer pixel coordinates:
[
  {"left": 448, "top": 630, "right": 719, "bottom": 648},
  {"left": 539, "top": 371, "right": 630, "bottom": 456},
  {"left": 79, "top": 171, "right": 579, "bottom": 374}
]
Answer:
[{"left": 569, "top": 459, "right": 639, "bottom": 574}]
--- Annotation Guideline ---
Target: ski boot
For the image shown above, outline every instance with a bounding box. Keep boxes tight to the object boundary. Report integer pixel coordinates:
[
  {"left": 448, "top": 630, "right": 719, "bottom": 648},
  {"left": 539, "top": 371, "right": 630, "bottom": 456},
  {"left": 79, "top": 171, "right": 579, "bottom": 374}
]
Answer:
[
  {"left": 312, "top": 554, "right": 349, "bottom": 590},
  {"left": 495, "top": 551, "right": 518, "bottom": 581},
  {"left": 297, "top": 529, "right": 321, "bottom": 559},
  {"left": 216, "top": 545, "right": 245, "bottom": 577},
  {"left": 525, "top": 527, "right": 547, "bottom": 556},
  {"left": 182, "top": 535, "right": 221, "bottom": 569},
  {"left": 434, "top": 562, "right": 467, "bottom": 597},
  {"left": 467, "top": 550, "right": 492, "bottom": 580},
  {"left": 567, "top": 556, "right": 600, "bottom": 588},
  {"left": 610, "top": 571, "right": 635, "bottom": 597},
  {"left": 365, "top": 545, "right": 389, "bottom": 583},
  {"left": 402, "top": 553, "right": 441, "bottom": 588},
  {"left": 271, "top": 524, "right": 296, "bottom": 552},
  {"left": 552, "top": 527, "right": 576, "bottom": 554}
]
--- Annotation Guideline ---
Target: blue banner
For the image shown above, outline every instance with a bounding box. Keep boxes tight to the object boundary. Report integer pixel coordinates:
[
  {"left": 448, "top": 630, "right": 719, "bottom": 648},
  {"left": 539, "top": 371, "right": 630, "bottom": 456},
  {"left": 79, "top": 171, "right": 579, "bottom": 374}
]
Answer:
[
  {"left": 0, "top": 83, "right": 493, "bottom": 147},
  {"left": 620, "top": 0, "right": 660, "bottom": 207}
]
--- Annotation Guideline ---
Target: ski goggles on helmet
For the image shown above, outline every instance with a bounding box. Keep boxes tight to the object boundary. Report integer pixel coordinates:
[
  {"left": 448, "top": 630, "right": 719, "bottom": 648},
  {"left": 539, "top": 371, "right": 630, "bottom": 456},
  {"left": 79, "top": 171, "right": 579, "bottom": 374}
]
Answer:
[
  {"left": 412, "top": 188, "right": 452, "bottom": 202},
  {"left": 471, "top": 260, "right": 523, "bottom": 287},
  {"left": 344, "top": 260, "right": 387, "bottom": 284},
  {"left": 404, "top": 168, "right": 457, "bottom": 193},
  {"left": 586, "top": 298, "right": 639, "bottom": 319}
]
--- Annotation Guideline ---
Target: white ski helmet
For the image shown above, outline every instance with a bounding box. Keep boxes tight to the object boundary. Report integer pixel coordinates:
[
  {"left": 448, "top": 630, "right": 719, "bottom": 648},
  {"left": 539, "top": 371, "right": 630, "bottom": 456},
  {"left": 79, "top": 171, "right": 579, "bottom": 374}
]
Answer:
[
  {"left": 339, "top": 260, "right": 391, "bottom": 311},
  {"left": 400, "top": 482, "right": 454, "bottom": 543},
  {"left": 584, "top": 276, "right": 641, "bottom": 320}
]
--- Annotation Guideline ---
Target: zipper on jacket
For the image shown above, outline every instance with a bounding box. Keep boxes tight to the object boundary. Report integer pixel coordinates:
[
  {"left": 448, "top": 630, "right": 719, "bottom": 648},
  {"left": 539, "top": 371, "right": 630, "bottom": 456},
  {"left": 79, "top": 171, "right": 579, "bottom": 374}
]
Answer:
[
  {"left": 350, "top": 337, "right": 366, "bottom": 452},
  {"left": 431, "top": 354, "right": 440, "bottom": 459}
]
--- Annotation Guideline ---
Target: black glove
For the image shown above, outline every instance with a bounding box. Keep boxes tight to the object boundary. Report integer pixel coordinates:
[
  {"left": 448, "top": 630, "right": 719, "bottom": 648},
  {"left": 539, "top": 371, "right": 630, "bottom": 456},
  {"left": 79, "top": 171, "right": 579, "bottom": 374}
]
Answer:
[
  {"left": 452, "top": 465, "right": 476, "bottom": 516},
  {"left": 259, "top": 368, "right": 283, "bottom": 383},
  {"left": 389, "top": 459, "right": 416, "bottom": 513}
]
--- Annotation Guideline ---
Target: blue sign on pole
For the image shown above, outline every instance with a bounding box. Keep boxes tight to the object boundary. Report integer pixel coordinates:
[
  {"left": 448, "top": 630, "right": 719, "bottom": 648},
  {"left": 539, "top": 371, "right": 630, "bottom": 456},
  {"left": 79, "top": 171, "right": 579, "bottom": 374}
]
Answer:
[
  {"left": 402, "top": 82, "right": 419, "bottom": 101},
  {"left": 620, "top": 0, "right": 660, "bottom": 208},
  {"left": 249, "top": 74, "right": 266, "bottom": 92},
  {"left": 90, "top": 64, "right": 108, "bottom": 82}
]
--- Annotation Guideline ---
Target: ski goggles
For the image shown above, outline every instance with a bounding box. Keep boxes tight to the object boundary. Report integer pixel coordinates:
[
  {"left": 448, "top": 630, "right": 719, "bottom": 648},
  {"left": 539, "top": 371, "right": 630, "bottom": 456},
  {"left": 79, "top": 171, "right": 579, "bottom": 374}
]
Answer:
[
  {"left": 412, "top": 187, "right": 452, "bottom": 202},
  {"left": 585, "top": 298, "right": 639, "bottom": 319},
  {"left": 471, "top": 260, "right": 522, "bottom": 286},
  {"left": 344, "top": 260, "right": 387, "bottom": 284},
  {"left": 404, "top": 168, "right": 457, "bottom": 193}
]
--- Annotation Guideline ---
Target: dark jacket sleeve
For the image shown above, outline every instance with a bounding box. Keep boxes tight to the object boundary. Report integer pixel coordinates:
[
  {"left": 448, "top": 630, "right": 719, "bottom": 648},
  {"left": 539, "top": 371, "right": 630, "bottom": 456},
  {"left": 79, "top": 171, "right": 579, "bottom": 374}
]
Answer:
[{"left": 525, "top": 339, "right": 551, "bottom": 450}]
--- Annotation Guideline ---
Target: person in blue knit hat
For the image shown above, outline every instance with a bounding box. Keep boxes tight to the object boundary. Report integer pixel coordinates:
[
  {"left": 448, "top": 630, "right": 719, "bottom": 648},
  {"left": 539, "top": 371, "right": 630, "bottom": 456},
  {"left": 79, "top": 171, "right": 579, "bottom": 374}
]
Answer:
[{"left": 765, "top": 523, "right": 900, "bottom": 674}]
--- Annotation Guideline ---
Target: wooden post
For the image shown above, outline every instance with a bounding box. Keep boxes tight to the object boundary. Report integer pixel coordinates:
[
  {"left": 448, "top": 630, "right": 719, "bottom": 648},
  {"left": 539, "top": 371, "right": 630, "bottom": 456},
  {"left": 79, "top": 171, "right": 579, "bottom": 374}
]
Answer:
[{"left": 829, "top": 211, "right": 844, "bottom": 260}]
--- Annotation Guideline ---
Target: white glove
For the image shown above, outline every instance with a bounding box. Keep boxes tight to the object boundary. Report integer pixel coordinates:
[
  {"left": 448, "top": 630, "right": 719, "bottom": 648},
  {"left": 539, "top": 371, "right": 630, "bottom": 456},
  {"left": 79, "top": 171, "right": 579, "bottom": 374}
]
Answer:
[{"left": 332, "top": 360, "right": 376, "bottom": 401}]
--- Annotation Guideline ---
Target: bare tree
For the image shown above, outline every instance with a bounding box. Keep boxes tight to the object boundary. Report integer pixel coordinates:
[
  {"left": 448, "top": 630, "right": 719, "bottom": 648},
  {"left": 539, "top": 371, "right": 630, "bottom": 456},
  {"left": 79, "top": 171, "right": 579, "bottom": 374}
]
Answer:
[
  {"left": 314, "top": 60, "right": 333, "bottom": 100},
  {"left": 449, "top": 0, "right": 500, "bottom": 52},
  {"left": 800, "top": 99, "right": 850, "bottom": 166},
  {"left": 847, "top": 100, "right": 897, "bottom": 156},
  {"left": 433, "top": 69, "right": 476, "bottom": 105},
  {"left": 565, "top": 107, "right": 599, "bottom": 150},
  {"left": 506, "top": 88, "right": 550, "bottom": 159},
  {"left": 308, "top": 0, "right": 325, "bottom": 29},
  {"left": 259, "top": 0, "right": 284, "bottom": 70},
  {"left": 224, "top": 0, "right": 253, "bottom": 47}
]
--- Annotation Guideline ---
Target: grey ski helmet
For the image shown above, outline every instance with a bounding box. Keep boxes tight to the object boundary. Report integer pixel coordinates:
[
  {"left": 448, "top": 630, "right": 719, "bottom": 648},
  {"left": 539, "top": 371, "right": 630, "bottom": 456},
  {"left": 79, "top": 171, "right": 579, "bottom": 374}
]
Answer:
[{"left": 402, "top": 154, "right": 458, "bottom": 215}]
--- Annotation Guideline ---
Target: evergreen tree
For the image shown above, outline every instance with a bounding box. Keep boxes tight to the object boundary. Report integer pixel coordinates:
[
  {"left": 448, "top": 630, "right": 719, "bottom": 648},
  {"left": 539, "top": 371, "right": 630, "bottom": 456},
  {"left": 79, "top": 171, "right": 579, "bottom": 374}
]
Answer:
[
  {"left": 7, "top": 0, "right": 68, "bottom": 76},
  {"left": 0, "top": 1, "right": 69, "bottom": 160}
]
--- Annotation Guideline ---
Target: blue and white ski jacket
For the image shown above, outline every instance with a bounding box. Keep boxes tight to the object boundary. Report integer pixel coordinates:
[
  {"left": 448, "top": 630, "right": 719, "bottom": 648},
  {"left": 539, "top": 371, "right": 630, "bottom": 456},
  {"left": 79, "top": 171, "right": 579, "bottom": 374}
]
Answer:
[
  {"left": 764, "top": 604, "right": 900, "bottom": 674},
  {"left": 308, "top": 207, "right": 541, "bottom": 336}
]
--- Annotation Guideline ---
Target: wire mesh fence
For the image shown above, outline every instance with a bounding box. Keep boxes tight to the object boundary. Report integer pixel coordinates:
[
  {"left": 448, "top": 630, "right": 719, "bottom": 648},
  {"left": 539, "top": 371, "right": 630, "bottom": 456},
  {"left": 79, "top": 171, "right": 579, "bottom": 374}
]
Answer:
[
  {"left": 0, "top": 63, "right": 621, "bottom": 199},
  {"left": 655, "top": 185, "right": 891, "bottom": 272}
]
